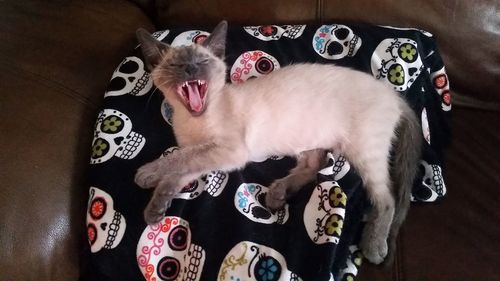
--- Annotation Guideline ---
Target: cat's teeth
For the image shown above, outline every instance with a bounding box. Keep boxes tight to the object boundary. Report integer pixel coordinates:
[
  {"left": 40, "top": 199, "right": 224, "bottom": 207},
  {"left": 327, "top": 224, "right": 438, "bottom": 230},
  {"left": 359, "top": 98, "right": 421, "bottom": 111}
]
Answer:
[{"left": 197, "top": 80, "right": 201, "bottom": 86}]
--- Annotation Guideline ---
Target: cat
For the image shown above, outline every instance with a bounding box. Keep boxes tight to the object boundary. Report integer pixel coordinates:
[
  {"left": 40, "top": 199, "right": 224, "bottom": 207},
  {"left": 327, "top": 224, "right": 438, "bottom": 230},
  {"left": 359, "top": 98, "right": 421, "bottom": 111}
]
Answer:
[{"left": 134, "top": 21, "right": 422, "bottom": 265}]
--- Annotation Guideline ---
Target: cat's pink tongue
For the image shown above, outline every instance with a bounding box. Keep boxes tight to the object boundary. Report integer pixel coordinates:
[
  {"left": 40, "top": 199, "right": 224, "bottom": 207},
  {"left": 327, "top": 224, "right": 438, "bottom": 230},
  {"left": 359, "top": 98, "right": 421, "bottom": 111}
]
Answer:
[{"left": 186, "top": 83, "right": 203, "bottom": 113}]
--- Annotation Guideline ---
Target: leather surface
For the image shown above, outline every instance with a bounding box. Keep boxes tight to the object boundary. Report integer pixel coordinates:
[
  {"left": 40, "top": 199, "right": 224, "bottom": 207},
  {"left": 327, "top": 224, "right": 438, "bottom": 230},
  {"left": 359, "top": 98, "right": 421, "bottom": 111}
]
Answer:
[
  {"left": 1, "top": 0, "right": 499, "bottom": 280},
  {"left": 0, "top": 1, "right": 153, "bottom": 280}
]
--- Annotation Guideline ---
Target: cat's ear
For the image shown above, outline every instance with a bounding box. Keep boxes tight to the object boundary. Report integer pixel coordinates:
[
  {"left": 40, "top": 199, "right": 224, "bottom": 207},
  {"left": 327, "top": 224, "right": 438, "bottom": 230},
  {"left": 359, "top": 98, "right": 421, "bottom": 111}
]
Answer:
[
  {"left": 136, "top": 28, "right": 170, "bottom": 71},
  {"left": 202, "top": 21, "right": 228, "bottom": 58}
]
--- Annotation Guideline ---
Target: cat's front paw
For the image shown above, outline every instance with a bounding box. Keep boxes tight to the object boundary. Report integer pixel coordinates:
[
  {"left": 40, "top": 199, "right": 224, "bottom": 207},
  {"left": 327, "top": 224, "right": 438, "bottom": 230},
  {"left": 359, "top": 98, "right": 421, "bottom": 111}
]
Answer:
[
  {"left": 360, "top": 223, "right": 388, "bottom": 265},
  {"left": 144, "top": 198, "right": 172, "bottom": 225},
  {"left": 135, "top": 160, "right": 162, "bottom": 189},
  {"left": 265, "top": 182, "right": 287, "bottom": 211}
]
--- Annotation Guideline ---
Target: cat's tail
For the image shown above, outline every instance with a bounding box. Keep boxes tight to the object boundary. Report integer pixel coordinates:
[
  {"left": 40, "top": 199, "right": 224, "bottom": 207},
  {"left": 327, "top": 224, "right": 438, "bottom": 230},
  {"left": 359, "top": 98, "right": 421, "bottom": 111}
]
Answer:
[{"left": 385, "top": 100, "right": 422, "bottom": 266}]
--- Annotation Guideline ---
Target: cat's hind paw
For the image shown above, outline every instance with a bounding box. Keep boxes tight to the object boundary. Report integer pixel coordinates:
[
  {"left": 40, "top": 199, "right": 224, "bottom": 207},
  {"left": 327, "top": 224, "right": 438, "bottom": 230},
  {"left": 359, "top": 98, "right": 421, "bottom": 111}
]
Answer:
[
  {"left": 265, "top": 181, "right": 287, "bottom": 211},
  {"left": 360, "top": 224, "right": 388, "bottom": 265}
]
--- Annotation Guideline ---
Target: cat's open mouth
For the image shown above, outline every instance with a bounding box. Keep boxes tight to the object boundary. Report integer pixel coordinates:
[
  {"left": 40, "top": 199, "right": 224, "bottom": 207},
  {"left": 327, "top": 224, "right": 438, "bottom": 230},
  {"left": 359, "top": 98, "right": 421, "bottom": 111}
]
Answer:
[{"left": 176, "top": 80, "right": 208, "bottom": 115}]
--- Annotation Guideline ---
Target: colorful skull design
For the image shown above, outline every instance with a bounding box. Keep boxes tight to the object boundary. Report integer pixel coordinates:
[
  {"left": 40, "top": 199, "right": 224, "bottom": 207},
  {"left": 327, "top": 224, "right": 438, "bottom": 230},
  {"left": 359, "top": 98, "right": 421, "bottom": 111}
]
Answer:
[
  {"left": 137, "top": 216, "right": 205, "bottom": 281},
  {"left": 304, "top": 181, "right": 347, "bottom": 244},
  {"left": 430, "top": 66, "right": 452, "bottom": 111},
  {"left": 244, "top": 25, "right": 306, "bottom": 41},
  {"left": 218, "top": 241, "right": 302, "bottom": 281},
  {"left": 371, "top": 38, "right": 424, "bottom": 92},
  {"left": 86, "top": 187, "right": 126, "bottom": 253},
  {"left": 90, "top": 109, "right": 145, "bottom": 164},
  {"left": 234, "top": 183, "right": 289, "bottom": 225},
  {"left": 171, "top": 30, "right": 210, "bottom": 47},
  {"left": 312, "top": 25, "right": 362, "bottom": 60},
  {"left": 230, "top": 50, "right": 280, "bottom": 83}
]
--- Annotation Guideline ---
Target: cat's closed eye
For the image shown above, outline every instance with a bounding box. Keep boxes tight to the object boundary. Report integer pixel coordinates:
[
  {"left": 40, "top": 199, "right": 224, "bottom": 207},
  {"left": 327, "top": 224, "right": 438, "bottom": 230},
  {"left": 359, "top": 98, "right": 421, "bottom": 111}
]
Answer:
[{"left": 197, "top": 58, "right": 210, "bottom": 65}]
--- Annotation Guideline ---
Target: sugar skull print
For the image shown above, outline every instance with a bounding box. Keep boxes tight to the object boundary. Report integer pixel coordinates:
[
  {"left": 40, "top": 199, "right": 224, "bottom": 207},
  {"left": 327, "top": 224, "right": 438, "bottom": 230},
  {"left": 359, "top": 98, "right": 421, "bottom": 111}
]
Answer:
[
  {"left": 90, "top": 109, "right": 145, "bottom": 164},
  {"left": 304, "top": 181, "right": 347, "bottom": 244},
  {"left": 313, "top": 25, "right": 362, "bottom": 60},
  {"left": 218, "top": 241, "right": 302, "bottom": 281},
  {"left": 230, "top": 50, "right": 280, "bottom": 83},
  {"left": 86, "top": 187, "right": 126, "bottom": 253},
  {"left": 244, "top": 25, "right": 306, "bottom": 41},
  {"left": 235, "top": 183, "right": 290, "bottom": 225},
  {"left": 318, "top": 152, "right": 351, "bottom": 181},
  {"left": 171, "top": 30, "right": 210, "bottom": 47},
  {"left": 412, "top": 160, "right": 447, "bottom": 202},
  {"left": 430, "top": 66, "right": 452, "bottom": 111},
  {"left": 105, "top": 56, "right": 153, "bottom": 97},
  {"left": 371, "top": 38, "right": 424, "bottom": 91},
  {"left": 137, "top": 216, "right": 206, "bottom": 281}
]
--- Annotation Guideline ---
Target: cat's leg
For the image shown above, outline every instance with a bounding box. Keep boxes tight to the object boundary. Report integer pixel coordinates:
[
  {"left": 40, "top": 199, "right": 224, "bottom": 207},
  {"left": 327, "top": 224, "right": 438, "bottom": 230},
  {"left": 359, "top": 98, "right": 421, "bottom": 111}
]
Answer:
[
  {"left": 135, "top": 142, "right": 249, "bottom": 224},
  {"left": 346, "top": 142, "right": 395, "bottom": 265},
  {"left": 266, "top": 149, "right": 327, "bottom": 210}
]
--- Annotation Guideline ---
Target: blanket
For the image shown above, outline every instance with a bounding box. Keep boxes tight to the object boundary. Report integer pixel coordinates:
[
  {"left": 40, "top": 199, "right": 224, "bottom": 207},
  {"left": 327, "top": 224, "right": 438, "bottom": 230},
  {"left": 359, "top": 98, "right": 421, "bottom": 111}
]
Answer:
[{"left": 84, "top": 23, "right": 450, "bottom": 281}]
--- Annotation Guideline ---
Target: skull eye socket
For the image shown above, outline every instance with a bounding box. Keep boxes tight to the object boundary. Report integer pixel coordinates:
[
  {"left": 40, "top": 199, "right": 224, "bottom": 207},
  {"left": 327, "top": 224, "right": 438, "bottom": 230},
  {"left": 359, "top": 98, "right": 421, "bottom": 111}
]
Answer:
[
  {"left": 258, "top": 25, "right": 278, "bottom": 36},
  {"left": 87, "top": 223, "right": 97, "bottom": 245},
  {"left": 255, "top": 57, "right": 274, "bottom": 74},
  {"left": 442, "top": 90, "right": 451, "bottom": 106},
  {"left": 107, "top": 77, "right": 127, "bottom": 92},
  {"left": 398, "top": 43, "right": 418, "bottom": 63},
  {"left": 118, "top": 59, "right": 140, "bottom": 74},
  {"left": 89, "top": 197, "right": 107, "bottom": 220},
  {"left": 388, "top": 63, "right": 405, "bottom": 86},
  {"left": 168, "top": 225, "right": 188, "bottom": 251},
  {"left": 193, "top": 34, "right": 207, "bottom": 44},
  {"left": 327, "top": 41, "right": 344, "bottom": 56},
  {"left": 334, "top": 27, "right": 350, "bottom": 40},
  {"left": 433, "top": 74, "right": 448, "bottom": 89},
  {"left": 181, "top": 180, "right": 198, "bottom": 193},
  {"left": 91, "top": 138, "right": 110, "bottom": 159},
  {"left": 100, "top": 115, "right": 125, "bottom": 134},
  {"left": 254, "top": 255, "right": 282, "bottom": 281},
  {"left": 157, "top": 256, "right": 181, "bottom": 281}
]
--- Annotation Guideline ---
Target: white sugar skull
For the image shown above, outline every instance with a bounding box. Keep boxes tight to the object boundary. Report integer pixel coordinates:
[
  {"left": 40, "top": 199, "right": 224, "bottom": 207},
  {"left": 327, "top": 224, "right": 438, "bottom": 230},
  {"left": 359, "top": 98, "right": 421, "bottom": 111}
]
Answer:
[
  {"left": 244, "top": 25, "right": 306, "bottom": 41},
  {"left": 152, "top": 29, "right": 170, "bottom": 41},
  {"left": 230, "top": 50, "right": 280, "bottom": 84},
  {"left": 304, "top": 181, "right": 346, "bottom": 244},
  {"left": 86, "top": 187, "right": 126, "bottom": 253},
  {"left": 105, "top": 56, "right": 153, "bottom": 97},
  {"left": 412, "top": 160, "right": 447, "bottom": 202},
  {"left": 318, "top": 152, "right": 351, "bottom": 181},
  {"left": 337, "top": 245, "right": 363, "bottom": 281},
  {"left": 312, "top": 25, "right": 362, "bottom": 60},
  {"left": 159, "top": 146, "right": 229, "bottom": 200},
  {"left": 371, "top": 38, "right": 424, "bottom": 92},
  {"left": 430, "top": 66, "right": 452, "bottom": 111},
  {"left": 422, "top": 107, "right": 431, "bottom": 144},
  {"left": 90, "top": 109, "right": 146, "bottom": 164},
  {"left": 171, "top": 30, "right": 210, "bottom": 47},
  {"left": 176, "top": 170, "right": 229, "bottom": 200},
  {"left": 137, "top": 216, "right": 205, "bottom": 281},
  {"left": 235, "top": 183, "right": 289, "bottom": 225},
  {"left": 218, "top": 241, "right": 302, "bottom": 281}
]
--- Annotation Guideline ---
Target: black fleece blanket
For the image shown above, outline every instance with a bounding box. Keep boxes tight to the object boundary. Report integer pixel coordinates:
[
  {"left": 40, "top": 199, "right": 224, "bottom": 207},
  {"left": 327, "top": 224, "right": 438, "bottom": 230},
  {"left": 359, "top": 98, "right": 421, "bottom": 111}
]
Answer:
[{"left": 84, "top": 23, "right": 450, "bottom": 281}]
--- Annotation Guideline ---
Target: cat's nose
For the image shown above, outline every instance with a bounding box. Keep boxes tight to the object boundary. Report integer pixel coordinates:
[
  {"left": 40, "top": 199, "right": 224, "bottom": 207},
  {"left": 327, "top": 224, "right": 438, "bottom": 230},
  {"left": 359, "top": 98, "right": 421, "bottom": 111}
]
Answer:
[{"left": 185, "top": 65, "right": 196, "bottom": 76}]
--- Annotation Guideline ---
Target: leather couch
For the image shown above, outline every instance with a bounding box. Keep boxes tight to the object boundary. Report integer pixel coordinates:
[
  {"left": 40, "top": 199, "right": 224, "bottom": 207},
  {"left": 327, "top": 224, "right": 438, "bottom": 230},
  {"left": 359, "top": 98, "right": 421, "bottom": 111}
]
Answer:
[{"left": 1, "top": 0, "right": 498, "bottom": 280}]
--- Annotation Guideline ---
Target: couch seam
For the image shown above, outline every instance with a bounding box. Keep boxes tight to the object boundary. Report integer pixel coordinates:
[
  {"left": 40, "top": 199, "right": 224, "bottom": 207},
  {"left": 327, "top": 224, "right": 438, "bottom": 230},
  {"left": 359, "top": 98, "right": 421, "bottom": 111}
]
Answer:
[{"left": 317, "top": 0, "right": 324, "bottom": 23}]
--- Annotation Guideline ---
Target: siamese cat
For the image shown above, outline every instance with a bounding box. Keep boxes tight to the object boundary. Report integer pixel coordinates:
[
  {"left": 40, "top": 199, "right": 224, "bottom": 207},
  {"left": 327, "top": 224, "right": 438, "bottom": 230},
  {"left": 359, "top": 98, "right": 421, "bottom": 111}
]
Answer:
[{"left": 134, "top": 21, "right": 422, "bottom": 265}]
